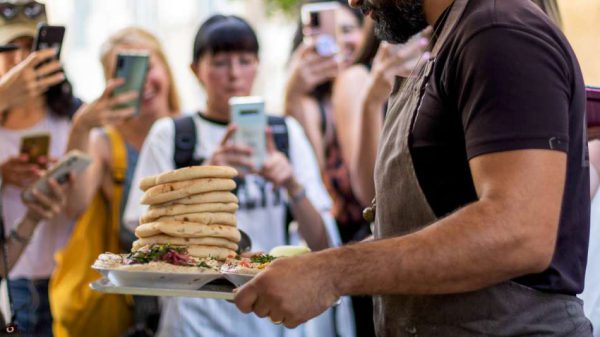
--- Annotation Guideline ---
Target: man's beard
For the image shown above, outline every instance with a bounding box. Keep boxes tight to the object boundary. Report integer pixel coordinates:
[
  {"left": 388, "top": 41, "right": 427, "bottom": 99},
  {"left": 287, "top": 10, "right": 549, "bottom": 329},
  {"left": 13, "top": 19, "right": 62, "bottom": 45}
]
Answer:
[{"left": 363, "top": 0, "right": 429, "bottom": 43}]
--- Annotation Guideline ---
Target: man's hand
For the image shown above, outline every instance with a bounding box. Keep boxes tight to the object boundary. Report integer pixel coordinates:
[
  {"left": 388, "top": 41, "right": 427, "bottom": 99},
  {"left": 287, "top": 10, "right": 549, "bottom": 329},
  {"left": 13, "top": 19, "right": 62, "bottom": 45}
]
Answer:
[
  {"left": 234, "top": 253, "right": 340, "bottom": 328},
  {"left": 0, "top": 49, "right": 65, "bottom": 111}
]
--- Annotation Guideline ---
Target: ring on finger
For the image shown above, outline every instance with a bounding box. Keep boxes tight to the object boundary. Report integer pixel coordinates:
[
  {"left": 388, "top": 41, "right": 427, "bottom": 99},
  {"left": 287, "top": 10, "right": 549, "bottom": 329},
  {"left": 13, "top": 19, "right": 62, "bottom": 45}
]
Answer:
[{"left": 269, "top": 317, "right": 283, "bottom": 325}]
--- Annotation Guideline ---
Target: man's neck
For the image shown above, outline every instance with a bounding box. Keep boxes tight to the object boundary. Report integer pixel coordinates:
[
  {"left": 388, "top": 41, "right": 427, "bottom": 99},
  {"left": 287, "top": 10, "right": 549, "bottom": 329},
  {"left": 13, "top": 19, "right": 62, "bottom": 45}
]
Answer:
[{"left": 423, "top": 0, "right": 455, "bottom": 25}]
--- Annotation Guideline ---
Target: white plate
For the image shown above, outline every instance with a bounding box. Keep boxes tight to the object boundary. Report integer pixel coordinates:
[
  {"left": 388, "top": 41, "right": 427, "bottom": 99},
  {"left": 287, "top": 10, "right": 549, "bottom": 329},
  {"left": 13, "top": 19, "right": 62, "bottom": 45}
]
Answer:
[
  {"left": 90, "top": 278, "right": 235, "bottom": 300},
  {"left": 97, "top": 268, "right": 223, "bottom": 290},
  {"left": 221, "top": 272, "right": 255, "bottom": 287}
]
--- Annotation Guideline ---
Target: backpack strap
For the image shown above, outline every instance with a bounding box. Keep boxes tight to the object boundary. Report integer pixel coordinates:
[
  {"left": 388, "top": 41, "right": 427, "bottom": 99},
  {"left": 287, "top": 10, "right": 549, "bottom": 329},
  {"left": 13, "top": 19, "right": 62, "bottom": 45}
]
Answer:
[
  {"left": 105, "top": 126, "right": 127, "bottom": 186},
  {"left": 267, "top": 116, "right": 290, "bottom": 159},
  {"left": 173, "top": 115, "right": 202, "bottom": 169}
]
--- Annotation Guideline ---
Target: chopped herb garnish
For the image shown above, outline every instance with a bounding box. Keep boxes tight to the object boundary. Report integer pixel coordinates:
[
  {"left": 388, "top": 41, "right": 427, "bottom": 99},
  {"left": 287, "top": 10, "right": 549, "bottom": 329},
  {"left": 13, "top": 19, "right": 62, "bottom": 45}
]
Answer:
[
  {"left": 198, "top": 261, "right": 211, "bottom": 269},
  {"left": 250, "top": 254, "right": 276, "bottom": 264}
]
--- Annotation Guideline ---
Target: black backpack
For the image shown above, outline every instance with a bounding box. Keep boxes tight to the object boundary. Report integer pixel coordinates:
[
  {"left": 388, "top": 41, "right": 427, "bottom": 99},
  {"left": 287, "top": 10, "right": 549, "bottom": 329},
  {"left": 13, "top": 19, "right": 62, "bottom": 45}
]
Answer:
[{"left": 172, "top": 114, "right": 290, "bottom": 168}]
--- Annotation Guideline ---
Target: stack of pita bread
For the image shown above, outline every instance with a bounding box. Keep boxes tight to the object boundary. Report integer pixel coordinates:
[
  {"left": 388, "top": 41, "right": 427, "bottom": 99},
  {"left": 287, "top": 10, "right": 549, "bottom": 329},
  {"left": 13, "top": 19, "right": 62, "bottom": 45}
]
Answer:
[{"left": 132, "top": 166, "right": 241, "bottom": 260}]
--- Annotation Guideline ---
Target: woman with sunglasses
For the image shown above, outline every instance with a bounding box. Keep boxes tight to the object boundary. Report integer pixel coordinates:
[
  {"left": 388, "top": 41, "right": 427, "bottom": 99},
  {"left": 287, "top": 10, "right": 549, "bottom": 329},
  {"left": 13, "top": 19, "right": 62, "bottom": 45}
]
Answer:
[{"left": 0, "top": 1, "right": 81, "bottom": 336}]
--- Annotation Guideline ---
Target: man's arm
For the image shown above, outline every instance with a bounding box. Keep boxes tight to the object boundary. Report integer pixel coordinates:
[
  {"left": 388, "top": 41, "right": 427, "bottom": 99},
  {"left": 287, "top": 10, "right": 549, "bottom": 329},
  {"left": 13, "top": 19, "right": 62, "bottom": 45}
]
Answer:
[
  {"left": 330, "top": 149, "right": 565, "bottom": 295},
  {"left": 235, "top": 149, "right": 566, "bottom": 327}
]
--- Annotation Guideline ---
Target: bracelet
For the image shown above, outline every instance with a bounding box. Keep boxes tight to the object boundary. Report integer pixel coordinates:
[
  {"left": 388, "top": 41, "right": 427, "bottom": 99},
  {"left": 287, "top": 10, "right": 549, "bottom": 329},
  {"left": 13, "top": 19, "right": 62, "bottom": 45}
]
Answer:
[
  {"left": 10, "top": 228, "right": 30, "bottom": 245},
  {"left": 288, "top": 186, "right": 307, "bottom": 204}
]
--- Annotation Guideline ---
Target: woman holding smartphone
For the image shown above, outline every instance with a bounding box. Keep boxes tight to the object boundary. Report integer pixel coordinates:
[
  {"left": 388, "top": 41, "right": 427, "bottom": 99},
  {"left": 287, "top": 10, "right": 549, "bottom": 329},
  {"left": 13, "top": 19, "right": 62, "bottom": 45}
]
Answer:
[
  {"left": 0, "top": 2, "right": 81, "bottom": 335},
  {"left": 51, "top": 27, "right": 180, "bottom": 337},
  {"left": 124, "top": 15, "right": 352, "bottom": 337}
]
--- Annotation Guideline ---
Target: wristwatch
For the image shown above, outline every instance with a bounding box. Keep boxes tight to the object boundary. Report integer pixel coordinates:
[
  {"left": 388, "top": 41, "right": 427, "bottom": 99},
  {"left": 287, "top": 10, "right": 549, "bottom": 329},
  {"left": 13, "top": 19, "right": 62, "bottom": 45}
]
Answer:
[{"left": 288, "top": 185, "right": 307, "bottom": 203}]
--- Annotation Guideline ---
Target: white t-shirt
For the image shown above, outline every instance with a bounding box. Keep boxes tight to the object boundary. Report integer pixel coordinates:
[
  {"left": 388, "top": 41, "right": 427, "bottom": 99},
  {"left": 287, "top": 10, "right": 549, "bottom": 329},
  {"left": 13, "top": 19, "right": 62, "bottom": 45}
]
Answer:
[
  {"left": 124, "top": 113, "right": 354, "bottom": 337},
  {"left": 0, "top": 114, "right": 73, "bottom": 279}
]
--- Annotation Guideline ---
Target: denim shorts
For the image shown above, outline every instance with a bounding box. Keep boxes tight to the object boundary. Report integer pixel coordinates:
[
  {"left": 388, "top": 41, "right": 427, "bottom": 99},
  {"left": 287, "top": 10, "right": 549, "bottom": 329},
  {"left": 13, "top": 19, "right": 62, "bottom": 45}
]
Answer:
[{"left": 8, "top": 278, "right": 52, "bottom": 337}]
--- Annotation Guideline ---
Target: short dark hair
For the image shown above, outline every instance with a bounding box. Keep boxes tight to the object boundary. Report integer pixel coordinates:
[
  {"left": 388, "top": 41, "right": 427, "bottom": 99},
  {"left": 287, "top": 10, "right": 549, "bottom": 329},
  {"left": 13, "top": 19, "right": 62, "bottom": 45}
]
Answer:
[{"left": 192, "top": 15, "right": 259, "bottom": 64}]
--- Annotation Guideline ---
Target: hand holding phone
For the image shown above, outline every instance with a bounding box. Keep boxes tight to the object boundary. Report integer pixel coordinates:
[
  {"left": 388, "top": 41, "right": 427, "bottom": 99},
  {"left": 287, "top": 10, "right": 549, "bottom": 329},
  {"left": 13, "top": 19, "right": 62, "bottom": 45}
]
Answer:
[
  {"left": 22, "top": 151, "right": 91, "bottom": 202},
  {"left": 32, "top": 24, "right": 65, "bottom": 59},
  {"left": 301, "top": 2, "right": 340, "bottom": 57},
  {"left": 112, "top": 52, "right": 149, "bottom": 116}
]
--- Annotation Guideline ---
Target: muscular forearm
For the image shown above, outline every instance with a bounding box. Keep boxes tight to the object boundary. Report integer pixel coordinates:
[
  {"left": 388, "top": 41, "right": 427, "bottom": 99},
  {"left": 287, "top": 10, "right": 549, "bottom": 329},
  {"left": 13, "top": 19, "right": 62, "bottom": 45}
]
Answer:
[
  {"left": 325, "top": 199, "right": 554, "bottom": 296},
  {"left": 351, "top": 99, "right": 384, "bottom": 207},
  {"left": 287, "top": 181, "right": 330, "bottom": 251}
]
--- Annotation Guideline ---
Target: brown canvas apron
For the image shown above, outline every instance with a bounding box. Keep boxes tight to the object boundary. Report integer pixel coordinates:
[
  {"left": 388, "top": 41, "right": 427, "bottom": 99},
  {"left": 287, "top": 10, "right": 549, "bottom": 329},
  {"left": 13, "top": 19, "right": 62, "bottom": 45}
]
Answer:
[{"left": 372, "top": 0, "right": 592, "bottom": 336}]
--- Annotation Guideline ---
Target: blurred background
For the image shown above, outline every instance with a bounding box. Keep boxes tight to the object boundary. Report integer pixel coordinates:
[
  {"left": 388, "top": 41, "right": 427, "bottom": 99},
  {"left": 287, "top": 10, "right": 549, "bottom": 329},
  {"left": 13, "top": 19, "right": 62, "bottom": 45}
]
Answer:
[{"left": 37, "top": 0, "right": 600, "bottom": 115}]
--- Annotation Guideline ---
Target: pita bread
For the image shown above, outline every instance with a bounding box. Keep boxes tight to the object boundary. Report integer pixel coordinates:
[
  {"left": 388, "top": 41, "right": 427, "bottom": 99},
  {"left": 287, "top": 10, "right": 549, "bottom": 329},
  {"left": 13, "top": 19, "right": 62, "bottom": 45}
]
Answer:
[
  {"left": 150, "top": 212, "right": 237, "bottom": 226},
  {"left": 135, "top": 221, "right": 241, "bottom": 242},
  {"left": 141, "top": 203, "right": 238, "bottom": 223},
  {"left": 163, "top": 192, "right": 238, "bottom": 206},
  {"left": 132, "top": 235, "right": 238, "bottom": 251},
  {"left": 140, "top": 166, "right": 238, "bottom": 191},
  {"left": 186, "top": 245, "right": 236, "bottom": 259},
  {"left": 141, "top": 178, "right": 236, "bottom": 205}
]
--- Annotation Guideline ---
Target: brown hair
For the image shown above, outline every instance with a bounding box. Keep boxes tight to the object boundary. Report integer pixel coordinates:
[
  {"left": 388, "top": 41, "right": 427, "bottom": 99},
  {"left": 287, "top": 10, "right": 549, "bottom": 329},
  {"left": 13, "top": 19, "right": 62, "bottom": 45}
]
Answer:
[
  {"left": 354, "top": 18, "right": 381, "bottom": 67},
  {"left": 99, "top": 27, "right": 180, "bottom": 114}
]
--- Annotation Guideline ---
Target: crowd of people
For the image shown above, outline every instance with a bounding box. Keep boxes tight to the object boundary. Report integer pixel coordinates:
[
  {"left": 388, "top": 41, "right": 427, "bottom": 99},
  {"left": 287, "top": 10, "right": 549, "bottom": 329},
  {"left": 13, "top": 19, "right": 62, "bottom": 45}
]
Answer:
[{"left": 0, "top": 0, "right": 597, "bottom": 336}]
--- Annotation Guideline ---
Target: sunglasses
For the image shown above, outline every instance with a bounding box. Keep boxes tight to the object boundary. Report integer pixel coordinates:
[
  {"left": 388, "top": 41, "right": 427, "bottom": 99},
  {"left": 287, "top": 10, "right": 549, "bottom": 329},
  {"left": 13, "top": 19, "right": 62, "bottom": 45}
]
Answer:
[{"left": 0, "top": 1, "right": 45, "bottom": 21}]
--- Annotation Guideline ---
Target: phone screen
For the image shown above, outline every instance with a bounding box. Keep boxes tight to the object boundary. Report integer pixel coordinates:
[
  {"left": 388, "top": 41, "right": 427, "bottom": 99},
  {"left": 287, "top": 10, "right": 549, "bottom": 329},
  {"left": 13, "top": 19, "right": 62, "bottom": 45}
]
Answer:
[
  {"left": 230, "top": 97, "right": 267, "bottom": 170},
  {"left": 20, "top": 133, "right": 51, "bottom": 165},
  {"left": 33, "top": 24, "right": 65, "bottom": 59},
  {"left": 112, "top": 52, "right": 150, "bottom": 115}
]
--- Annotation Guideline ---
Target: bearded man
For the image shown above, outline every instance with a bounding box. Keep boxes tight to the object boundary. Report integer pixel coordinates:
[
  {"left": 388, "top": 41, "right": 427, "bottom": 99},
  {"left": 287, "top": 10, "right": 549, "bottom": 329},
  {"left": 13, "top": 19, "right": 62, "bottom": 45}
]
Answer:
[{"left": 235, "top": 0, "right": 593, "bottom": 336}]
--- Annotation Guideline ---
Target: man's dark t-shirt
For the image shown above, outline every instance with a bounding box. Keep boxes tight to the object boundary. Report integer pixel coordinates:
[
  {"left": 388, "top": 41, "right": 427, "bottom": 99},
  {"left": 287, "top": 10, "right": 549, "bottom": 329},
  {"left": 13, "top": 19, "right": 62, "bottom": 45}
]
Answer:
[{"left": 410, "top": 0, "right": 589, "bottom": 295}]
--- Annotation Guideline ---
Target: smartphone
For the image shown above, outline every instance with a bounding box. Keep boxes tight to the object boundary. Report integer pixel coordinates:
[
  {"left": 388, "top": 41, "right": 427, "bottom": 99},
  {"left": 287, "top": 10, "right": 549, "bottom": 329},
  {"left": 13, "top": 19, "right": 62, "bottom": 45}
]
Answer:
[
  {"left": 301, "top": 2, "right": 340, "bottom": 57},
  {"left": 230, "top": 96, "right": 267, "bottom": 170},
  {"left": 20, "top": 132, "right": 51, "bottom": 165},
  {"left": 32, "top": 24, "right": 65, "bottom": 59},
  {"left": 22, "top": 150, "right": 91, "bottom": 202},
  {"left": 587, "top": 87, "right": 600, "bottom": 128},
  {"left": 112, "top": 52, "right": 149, "bottom": 116}
]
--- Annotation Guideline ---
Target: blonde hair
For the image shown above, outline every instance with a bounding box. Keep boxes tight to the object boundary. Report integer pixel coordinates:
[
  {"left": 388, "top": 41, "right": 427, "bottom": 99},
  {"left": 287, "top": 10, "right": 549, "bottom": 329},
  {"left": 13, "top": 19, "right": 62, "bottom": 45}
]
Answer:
[{"left": 100, "top": 27, "right": 180, "bottom": 114}]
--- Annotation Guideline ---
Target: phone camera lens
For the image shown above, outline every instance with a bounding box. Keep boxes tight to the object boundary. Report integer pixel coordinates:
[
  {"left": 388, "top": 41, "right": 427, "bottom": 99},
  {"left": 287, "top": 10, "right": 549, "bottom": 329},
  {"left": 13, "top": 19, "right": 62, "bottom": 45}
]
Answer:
[{"left": 310, "top": 12, "right": 320, "bottom": 28}]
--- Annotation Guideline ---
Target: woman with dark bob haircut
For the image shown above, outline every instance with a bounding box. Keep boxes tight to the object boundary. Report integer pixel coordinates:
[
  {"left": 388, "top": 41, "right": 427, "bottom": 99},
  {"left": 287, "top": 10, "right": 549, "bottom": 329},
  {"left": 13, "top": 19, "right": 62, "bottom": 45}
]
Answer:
[{"left": 125, "top": 15, "right": 354, "bottom": 337}]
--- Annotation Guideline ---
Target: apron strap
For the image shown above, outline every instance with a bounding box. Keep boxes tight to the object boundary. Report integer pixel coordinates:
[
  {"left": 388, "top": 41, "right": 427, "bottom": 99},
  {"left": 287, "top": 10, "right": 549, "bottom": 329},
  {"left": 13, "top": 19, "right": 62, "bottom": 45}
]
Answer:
[{"left": 431, "top": 0, "right": 470, "bottom": 58}]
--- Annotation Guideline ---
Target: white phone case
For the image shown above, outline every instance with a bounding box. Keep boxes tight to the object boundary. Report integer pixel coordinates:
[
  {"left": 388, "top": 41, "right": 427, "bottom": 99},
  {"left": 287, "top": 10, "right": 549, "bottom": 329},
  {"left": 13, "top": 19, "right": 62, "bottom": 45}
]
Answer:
[
  {"left": 230, "top": 96, "right": 267, "bottom": 170},
  {"left": 22, "top": 151, "right": 91, "bottom": 202}
]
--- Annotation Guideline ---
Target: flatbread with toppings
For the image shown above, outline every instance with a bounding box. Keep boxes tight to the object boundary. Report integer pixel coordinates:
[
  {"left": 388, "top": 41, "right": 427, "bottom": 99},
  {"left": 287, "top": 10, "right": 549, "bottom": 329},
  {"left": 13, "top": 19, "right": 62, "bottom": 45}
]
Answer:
[
  {"left": 92, "top": 245, "right": 224, "bottom": 273},
  {"left": 221, "top": 254, "right": 277, "bottom": 275}
]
